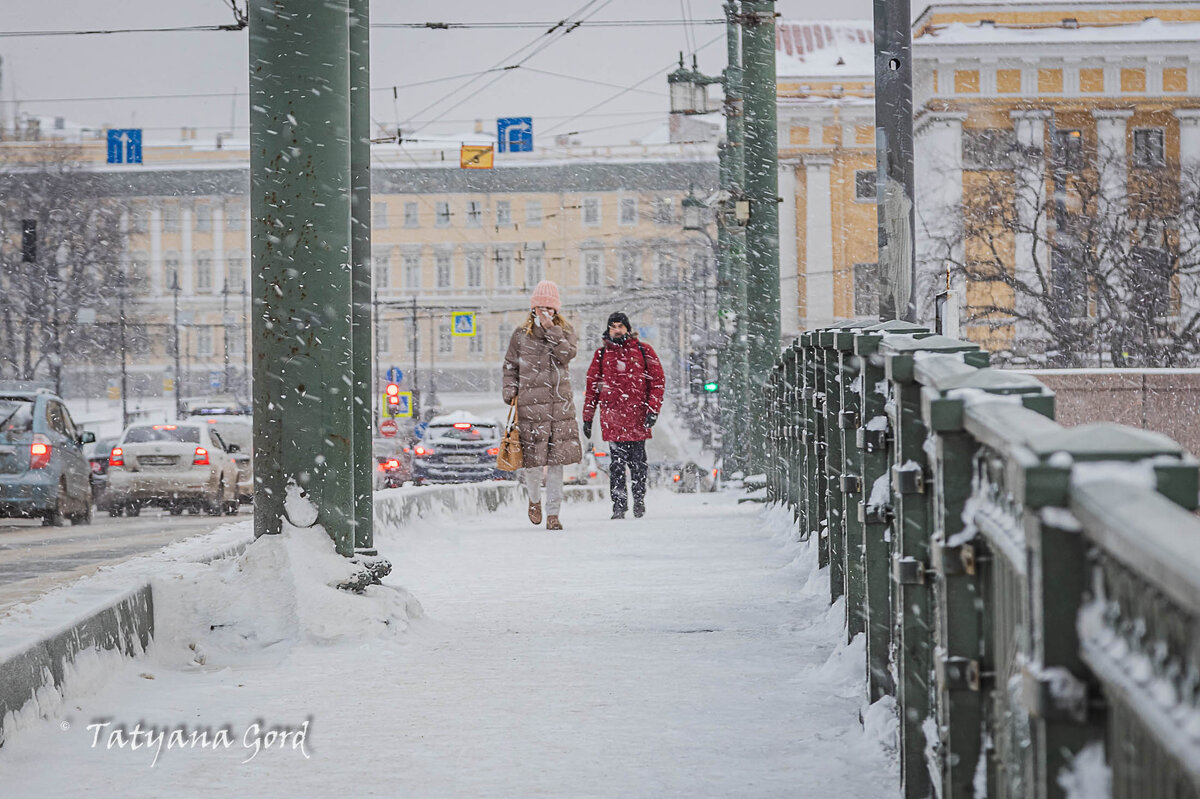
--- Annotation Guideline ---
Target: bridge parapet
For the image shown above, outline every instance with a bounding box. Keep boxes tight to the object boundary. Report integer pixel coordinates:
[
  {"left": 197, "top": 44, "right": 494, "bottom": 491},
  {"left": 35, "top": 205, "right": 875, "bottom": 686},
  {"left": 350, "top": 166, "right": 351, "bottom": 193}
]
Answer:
[{"left": 765, "top": 324, "right": 1200, "bottom": 799}]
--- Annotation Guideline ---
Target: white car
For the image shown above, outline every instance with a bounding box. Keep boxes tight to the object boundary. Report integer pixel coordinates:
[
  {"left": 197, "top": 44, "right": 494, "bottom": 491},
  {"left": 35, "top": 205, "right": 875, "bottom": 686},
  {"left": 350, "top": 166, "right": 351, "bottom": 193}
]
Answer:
[
  {"left": 106, "top": 422, "right": 241, "bottom": 516},
  {"left": 192, "top": 415, "right": 253, "bottom": 504}
]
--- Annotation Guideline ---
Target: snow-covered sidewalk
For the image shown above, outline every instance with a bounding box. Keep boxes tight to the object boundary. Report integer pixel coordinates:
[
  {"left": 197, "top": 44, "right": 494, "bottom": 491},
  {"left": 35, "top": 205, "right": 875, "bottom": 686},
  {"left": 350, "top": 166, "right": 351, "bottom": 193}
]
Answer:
[{"left": 0, "top": 491, "right": 898, "bottom": 798}]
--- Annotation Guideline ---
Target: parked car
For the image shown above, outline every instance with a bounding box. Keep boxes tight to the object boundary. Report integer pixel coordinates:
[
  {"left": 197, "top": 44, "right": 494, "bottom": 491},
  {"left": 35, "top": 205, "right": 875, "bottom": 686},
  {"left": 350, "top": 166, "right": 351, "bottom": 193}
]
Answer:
[
  {"left": 374, "top": 437, "right": 414, "bottom": 489},
  {"left": 0, "top": 385, "right": 95, "bottom": 525},
  {"left": 106, "top": 421, "right": 241, "bottom": 516},
  {"left": 193, "top": 415, "right": 253, "bottom": 504},
  {"left": 565, "top": 447, "right": 601, "bottom": 486},
  {"left": 412, "top": 412, "right": 502, "bottom": 485},
  {"left": 87, "top": 436, "right": 122, "bottom": 511}
]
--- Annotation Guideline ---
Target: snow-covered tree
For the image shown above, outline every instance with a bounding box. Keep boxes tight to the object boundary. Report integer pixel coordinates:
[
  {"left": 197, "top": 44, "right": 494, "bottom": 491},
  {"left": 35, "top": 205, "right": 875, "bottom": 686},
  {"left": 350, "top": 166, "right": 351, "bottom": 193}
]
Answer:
[{"left": 0, "top": 143, "right": 127, "bottom": 385}]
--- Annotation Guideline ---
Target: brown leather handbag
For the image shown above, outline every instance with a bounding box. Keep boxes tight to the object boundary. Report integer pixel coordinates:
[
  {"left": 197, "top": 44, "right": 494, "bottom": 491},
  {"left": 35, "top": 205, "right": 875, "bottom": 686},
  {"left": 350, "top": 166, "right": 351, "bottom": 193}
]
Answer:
[{"left": 496, "top": 398, "right": 523, "bottom": 471}]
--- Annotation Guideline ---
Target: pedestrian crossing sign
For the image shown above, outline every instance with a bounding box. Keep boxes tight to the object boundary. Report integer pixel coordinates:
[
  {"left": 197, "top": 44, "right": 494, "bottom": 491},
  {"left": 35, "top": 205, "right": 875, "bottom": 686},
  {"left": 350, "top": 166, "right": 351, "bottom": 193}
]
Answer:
[{"left": 451, "top": 312, "right": 476, "bottom": 337}]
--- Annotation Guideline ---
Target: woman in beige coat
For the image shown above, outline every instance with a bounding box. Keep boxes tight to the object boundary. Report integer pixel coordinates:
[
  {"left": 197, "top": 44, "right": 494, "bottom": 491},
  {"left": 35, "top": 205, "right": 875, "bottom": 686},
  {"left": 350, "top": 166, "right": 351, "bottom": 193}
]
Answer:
[{"left": 502, "top": 280, "right": 583, "bottom": 530}]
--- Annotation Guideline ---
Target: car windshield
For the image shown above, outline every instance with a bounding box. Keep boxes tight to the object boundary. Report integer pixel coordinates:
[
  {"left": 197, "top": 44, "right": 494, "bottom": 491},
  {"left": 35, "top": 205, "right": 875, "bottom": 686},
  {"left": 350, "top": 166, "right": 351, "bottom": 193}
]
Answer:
[
  {"left": 0, "top": 398, "right": 35, "bottom": 440},
  {"left": 123, "top": 425, "right": 201, "bottom": 444},
  {"left": 427, "top": 423, "right": 497, "bottom": 441}
]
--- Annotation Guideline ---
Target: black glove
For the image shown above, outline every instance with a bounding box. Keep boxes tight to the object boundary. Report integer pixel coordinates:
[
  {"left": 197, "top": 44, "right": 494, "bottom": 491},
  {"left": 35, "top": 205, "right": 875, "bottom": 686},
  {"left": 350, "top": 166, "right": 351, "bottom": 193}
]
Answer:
[
  {"left": 583, "top": 420, "right": 592, "bottom": 439},
  {"left": 644, "top": 412, "right": 658, "bottom": 429}
]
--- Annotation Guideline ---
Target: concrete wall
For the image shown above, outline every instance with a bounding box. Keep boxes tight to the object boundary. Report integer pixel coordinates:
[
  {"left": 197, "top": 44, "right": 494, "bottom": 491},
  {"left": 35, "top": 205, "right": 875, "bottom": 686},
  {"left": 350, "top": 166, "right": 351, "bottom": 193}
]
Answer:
[{"left": 1016, "top": 369, "right": 1200, "bottom": 457}]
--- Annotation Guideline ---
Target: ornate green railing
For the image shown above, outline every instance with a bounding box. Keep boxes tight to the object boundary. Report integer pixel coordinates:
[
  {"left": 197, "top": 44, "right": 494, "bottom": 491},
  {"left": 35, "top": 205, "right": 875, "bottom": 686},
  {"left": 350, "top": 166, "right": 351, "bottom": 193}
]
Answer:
[{"left": 764, "top": 322, "right": 1200, "bottom": 799}]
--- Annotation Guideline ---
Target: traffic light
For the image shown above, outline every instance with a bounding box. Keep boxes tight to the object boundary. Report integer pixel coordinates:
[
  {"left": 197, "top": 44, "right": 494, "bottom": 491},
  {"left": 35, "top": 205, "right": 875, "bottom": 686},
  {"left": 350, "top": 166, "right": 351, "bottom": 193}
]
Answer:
[
  {"left": 703, "top": 380, "right": 719, "bottom": 393},
  {"left": 384, "top": 382, "right": 401, "bottom": 417}
]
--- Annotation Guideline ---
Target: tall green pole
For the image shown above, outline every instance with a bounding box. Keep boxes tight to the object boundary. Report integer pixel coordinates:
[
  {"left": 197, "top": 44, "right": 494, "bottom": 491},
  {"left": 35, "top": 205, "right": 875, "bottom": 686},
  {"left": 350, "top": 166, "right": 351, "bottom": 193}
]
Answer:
[
  {"left": 741, "top": 0, "right": 780, "bottom": 468},
  {"left": 350, "top": 0, "right": 374, "bottom": 554},
  {"left": 721, "top": 0, "right": 750, "bottom": 474},
  {"left": 249, "top": 0, "right": 356, "bottom": 556}
]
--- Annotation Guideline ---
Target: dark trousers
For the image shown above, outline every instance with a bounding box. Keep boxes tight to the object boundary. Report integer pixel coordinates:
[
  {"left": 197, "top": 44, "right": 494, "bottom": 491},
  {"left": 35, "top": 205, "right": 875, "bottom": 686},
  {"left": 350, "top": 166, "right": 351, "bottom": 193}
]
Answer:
[{"left": 608, "top": 440, "right": 648, "bottom": 512}]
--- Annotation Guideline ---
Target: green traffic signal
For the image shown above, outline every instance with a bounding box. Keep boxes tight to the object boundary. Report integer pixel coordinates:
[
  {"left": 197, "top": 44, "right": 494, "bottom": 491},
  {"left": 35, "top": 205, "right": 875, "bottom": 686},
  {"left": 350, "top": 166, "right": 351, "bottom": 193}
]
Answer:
[{"left": 703, "top": 381, "right": 719, "bottom": 393}]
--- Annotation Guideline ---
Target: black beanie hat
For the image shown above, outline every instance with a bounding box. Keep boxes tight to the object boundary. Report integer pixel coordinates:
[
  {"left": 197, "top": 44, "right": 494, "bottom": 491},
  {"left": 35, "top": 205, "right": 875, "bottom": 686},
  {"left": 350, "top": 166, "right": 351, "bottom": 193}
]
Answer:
[{"left": 606, "top": 311, "right": 632, "bottom": 331}]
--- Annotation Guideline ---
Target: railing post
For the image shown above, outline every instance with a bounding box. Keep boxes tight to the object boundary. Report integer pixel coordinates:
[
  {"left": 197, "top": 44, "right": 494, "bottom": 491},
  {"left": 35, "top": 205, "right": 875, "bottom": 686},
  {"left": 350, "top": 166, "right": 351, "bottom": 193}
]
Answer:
[
  {"left": 882, "top": 334, "right": 987, "bottom": 799},
  {"left": 801, "top": 332, "right": 819, "bottom": 541},
  {"left": 818, "top": 330, "right": 845, "bottom": 600}
]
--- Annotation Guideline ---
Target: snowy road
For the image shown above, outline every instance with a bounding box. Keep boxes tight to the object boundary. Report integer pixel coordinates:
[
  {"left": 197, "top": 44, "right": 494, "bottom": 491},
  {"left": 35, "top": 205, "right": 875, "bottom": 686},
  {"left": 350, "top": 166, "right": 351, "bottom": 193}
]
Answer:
[
  {"left": 0, "top": 491, "right": 899, "bottom": 798},
  {"left": 0, "top": 508, "right": 251, "bottom": 615}
]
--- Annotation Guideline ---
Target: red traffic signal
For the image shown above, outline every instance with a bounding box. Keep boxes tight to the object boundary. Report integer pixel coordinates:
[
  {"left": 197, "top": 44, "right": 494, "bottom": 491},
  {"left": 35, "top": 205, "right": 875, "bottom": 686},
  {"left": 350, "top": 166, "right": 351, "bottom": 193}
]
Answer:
[{"left": 384, "top": 382, "right": 401, "bottom": 416}]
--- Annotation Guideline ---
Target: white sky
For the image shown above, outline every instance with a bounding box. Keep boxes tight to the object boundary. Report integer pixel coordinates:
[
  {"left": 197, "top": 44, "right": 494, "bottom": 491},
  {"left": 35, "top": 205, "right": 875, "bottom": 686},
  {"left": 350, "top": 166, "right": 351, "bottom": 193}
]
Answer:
[{"left": 1, "top": 0, "right": 874, "bottom": 147}]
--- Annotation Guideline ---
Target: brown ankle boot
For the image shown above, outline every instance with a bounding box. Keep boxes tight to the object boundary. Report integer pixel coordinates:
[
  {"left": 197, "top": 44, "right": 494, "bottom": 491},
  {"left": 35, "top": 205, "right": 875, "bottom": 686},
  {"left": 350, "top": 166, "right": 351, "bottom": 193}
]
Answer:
[
  {"left": 528, "top": 501, "right": 542, "bottom": 525},
  {"left": 546, "top": 515, "right": 563, "bottom": 531}
]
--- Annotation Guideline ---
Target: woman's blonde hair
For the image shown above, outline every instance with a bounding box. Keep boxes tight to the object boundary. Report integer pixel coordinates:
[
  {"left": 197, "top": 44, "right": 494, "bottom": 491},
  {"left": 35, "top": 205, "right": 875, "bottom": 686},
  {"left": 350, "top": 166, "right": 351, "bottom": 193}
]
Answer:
[{"left": 522, "top": 309, "right": 574, "bottom": 335}]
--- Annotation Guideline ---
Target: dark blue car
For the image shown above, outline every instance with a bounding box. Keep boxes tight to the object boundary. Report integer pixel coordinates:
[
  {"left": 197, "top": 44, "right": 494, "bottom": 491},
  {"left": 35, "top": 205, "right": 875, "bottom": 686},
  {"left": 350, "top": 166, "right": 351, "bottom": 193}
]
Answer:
[{"left": 0, "top": 386, "right": 95, "bottom": 525}]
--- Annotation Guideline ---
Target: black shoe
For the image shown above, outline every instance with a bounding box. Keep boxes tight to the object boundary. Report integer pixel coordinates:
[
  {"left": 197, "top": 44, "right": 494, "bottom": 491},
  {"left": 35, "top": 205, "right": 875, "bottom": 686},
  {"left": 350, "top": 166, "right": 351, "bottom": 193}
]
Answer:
[
  {"left": 611, "top": 509, "right": 626, "bottom": 520},
  {"left": 633, "top": 501, "right": 645, "bottom": 518}
]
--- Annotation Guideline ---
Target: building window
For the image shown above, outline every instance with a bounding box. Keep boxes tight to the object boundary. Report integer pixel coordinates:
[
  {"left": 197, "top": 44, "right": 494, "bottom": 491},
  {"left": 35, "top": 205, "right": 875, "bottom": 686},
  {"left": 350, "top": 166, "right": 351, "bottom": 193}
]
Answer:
[
  {"left": 130, "top": 206, "right": 148, "bottom": 233},
  {"left": 854, "top": 262, "right": 880, "bottom": 317},
  {"left": 164, "top": 253, "right": 180, "bottom": 292},
  {"left": 403, "top": 253, "right": 421, "bottom": 289},
  {"left": 1130, "top": 247, "right": 1171, "bottom": 316},
  {"left": 469, "top": 321, "right": 484, "bottom": 354},
  {"left": 228, "top": 325, "right": 245, "bottom": 356},
  {"left": 466, "top": 252, "right": 483, "bottom": 288},
  {"left": 583, "top": 197, "right": 601, "bottom": 226},
  {"left": 620, "top": 249, "right": 641, "bottom": 284},
  {"left": 438, "top": 326, "right": 453, "bottom": 354},
  {"left": 373, "top": 201, "right": 388, "bottom": 228},
  {"left": 436, "top": 253, "right": 452, "bottom": 288},
  {"left": 525, "top": 250, "right": 545, "bottom": 286},
  {"left": 962, "top": 128, "right": 1018, "bottom": 171},
  {"left": 653, "top": 197, "right": 675, "bottom": 225},
  {"left": 129, "top": 254, "right": 150, "bottom": 292},
  {"left": 197, "top": 326, "right": 214, "bottom": 357},
  {"left": 435, "top": 201, "right": 451, "bottom": 227},
  {"left": 377, "top": 321, "right": 390, "bottom": 354},
  {"left": 373, "top": 250, "right": 391, "bottom": 289},
  {"left": 466, "top": 200, "right": 483, "bottom": 227},
  {"left": 498, "top": 328, "right": 511, "bottom": 354},
  {"left": 1054, "top": 129, "right": 1085, "bottom": 173},
  {"left": 195, "top": 204, "right": 212, "bottom": 232},
  {"left": 404, "top": 202, "right": 419, "bottom": 228},
  {"left": 584, "top": 251, "right": 603, "bottom": 286},
  {"left": 619, "top": 197, "right": 638, "bottom": 226},
  {"left": 655, "top": 251, "right": 675, "bottom": 285},
  {"left": 226, "top": 200, "right": 245, "bottom": 230},
  {"left": 526, "top": 200, "right": 543, "bottom": 227},
  {"left": 495, "top": 250, "right": 514, "bottom": 287},
  {"left": 196, "top": 254, "right": 213, "bottom": 292},
  {"left": 162, "top": 204, "right": 180, "bottom": 232},
  {"left": 227, "top": 254, "right": 246, "bottom": 292},
  {"left": 496, "top": 201, "right": 512, "bottom": 226},
  {"left": 854, "top": 170, "right": 877, "bottom": 202},
  {"left": 1133, "top": 128, "right": 1166, "bottom": 168}
]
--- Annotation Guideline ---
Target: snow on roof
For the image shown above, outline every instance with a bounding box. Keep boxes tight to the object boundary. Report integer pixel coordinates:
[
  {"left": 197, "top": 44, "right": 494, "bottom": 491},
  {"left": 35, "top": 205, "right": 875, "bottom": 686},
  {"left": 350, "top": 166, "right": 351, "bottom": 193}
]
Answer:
[
  {"left": 776, "top": 20, "right": 875, "bottom": 79},
  {"left": 917, "top": 16, "right": 1200, "bottom": 45}
]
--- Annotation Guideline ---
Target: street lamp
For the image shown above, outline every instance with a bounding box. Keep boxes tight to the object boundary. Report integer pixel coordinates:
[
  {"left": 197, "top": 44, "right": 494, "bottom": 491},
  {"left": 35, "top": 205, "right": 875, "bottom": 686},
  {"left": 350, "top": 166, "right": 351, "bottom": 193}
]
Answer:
[{"left": 667, "top": 53, "right": 719, "bottom": 115}]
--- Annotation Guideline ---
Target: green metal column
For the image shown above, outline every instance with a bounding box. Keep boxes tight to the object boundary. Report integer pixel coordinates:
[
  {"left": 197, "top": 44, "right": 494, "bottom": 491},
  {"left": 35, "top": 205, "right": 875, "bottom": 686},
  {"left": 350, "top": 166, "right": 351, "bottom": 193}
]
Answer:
[
  {"left": 349, "top": 0, "right": 374, "bottom": 554},
  {"left": 741, "top": 0, "right": 780, "bottom": 468},
  {"left": 249, "top": 0, "right": 356, "bottom": 556}
]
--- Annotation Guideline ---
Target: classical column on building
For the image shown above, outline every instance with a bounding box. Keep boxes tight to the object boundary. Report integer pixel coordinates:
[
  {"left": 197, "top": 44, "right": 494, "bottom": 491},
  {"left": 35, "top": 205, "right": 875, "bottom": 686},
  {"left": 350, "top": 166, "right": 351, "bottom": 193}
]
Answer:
[
  {"left": 913, "top": 110, "right": 967, "bottom": 328},
  {"left": 778, "top": 159, "right": 801, "bottom": 338},
  {"left": 1094, "top": 109, "right": 1133, "bottom": 211},
  {"left": 180, "top": 202, "right": 194, "bottom": 298},
  {"left": 213, "top": 203, "right": 226, "bottom": 296},
  {"left": 1010, "top": 109, "right": 1052, "bottom": 356},
  {"left": 1174, "top": 108, "right": 1200, "bottom": 333},
  {"left": 149, "top": 207, "right": 163, "bottom": 296},
  {"left": 803, "top": 155, "right": 834, "bottom": 330}
]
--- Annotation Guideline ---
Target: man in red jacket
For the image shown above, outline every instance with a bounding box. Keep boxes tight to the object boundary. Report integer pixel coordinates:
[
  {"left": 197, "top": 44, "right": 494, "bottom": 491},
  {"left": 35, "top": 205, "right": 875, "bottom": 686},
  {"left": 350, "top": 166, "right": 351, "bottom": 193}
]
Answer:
[{"left": 582, "top": 312, "right": 666, "bottom": 519}]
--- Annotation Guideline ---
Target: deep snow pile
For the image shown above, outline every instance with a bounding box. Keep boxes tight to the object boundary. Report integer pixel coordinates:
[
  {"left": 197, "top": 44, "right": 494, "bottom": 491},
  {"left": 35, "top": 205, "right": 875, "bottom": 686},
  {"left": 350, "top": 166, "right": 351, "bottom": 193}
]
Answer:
[{"left": 0, "top": 491, "right": 897, "bottom": 798}]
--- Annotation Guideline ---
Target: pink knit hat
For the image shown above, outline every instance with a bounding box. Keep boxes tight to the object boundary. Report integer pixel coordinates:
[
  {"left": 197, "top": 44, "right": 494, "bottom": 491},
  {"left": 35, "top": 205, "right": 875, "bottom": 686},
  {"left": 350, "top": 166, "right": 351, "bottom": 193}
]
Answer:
[{"left": 529, "top": 280, "right": 562, "bottom": 311}]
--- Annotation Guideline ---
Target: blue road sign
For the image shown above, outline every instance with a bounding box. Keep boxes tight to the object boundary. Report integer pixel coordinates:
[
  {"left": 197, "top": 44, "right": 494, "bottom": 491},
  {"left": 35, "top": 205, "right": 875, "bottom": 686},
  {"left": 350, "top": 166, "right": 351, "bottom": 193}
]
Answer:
[
  {"left": 106, "top": 129, "right": 143, "bottom": 164},
  {"left": 414, "top": 421, "right": 429, "bottom": 440},
  {"left": 209, "top": 371, "right": 222, "bottom": 391},
  {"left": 386, "top": 366, "right": 403, "bottom": 383},
  {"left": 496, "top": 117, "right": 533, "bottom": 153},
  {"left": 451, "top": 312, "right": 476, "bottom": 337}
]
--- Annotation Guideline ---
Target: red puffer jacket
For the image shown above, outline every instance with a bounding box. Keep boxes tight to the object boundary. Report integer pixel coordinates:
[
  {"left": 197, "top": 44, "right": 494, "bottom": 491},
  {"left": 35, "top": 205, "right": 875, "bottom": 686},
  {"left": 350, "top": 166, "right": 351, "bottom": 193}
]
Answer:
[{"left": 582, "top": 333, "right": 666, "bottom": 443}]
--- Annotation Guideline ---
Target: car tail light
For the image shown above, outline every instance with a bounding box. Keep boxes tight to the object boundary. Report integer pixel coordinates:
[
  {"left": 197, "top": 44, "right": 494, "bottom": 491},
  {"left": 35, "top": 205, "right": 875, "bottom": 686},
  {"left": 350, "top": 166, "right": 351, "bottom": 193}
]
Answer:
[
  {"left": 193, "top": 447, "right": 210, "bottom": 465},
  {"left": 414, "top": 445, "right": 434, "bottom": 457},
  {"left": 110, "top": 447, "right": 124, "bottom": 467},
  {"left": 385, "top": 458, "right": 400, "bottom": 470},
  {"left": 672, "top": 474, "right": 681, "bottom": 482},
  {"left": 153, "top": 424, "right": 177, "bottom": 430},
  {"left": 594, "top": 451, "right": 607, "bottom": 457},
  {"left": 486, "top": 447, "right": 500, "bottom": 456},
  {"left": 29, "top": 436, "right": 52, "bottom": 469},
  {"left": 452, "top": 422, "right": 472, "bottom": 430}
]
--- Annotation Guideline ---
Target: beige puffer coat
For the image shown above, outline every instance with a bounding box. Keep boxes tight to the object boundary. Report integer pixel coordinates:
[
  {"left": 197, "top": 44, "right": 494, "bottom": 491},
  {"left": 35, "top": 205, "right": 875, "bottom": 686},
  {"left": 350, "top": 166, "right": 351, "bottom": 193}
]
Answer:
[{"left": 502, "top": 320, "right": 583, "bottom": 467}]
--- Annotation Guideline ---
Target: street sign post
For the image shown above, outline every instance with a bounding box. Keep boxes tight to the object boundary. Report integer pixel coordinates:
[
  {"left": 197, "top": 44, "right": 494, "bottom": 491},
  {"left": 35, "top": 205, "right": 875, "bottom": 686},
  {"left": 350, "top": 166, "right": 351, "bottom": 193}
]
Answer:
[
  {"left": 386, "top": 366, "right": 403, "bottom": 383},
  {"left": 379, "top": 419, "right": 398, "bottom": 437},
  {"left": 497, "top": 117, "right": 533, "bottom": 153},
  {"left": 106, "top": 129, "right": 143, "bottom": 164},
  {"left": 460, "top": 145, "right": 494, "bottom": 169},
  {"left": 393, "top": 391, "right": 413, "bottom": 418},
  {"left": 451, "top": 312, "right": 476, "bottom": 337}
]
